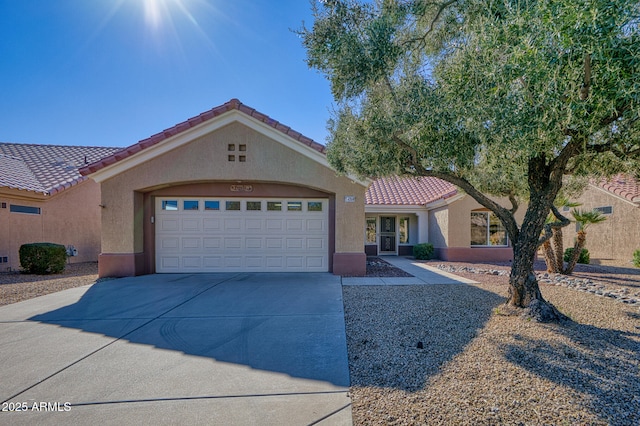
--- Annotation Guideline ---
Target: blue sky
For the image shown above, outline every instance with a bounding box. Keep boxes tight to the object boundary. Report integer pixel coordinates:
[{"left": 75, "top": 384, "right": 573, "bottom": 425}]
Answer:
[{"left": 0, "top": 0, "right": 334, "bottom": 148}]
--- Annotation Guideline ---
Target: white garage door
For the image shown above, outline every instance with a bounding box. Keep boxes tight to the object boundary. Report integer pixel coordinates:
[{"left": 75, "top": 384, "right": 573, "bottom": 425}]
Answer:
[{"left": 155, "top": 197, "right": 329, "bottom": 273}]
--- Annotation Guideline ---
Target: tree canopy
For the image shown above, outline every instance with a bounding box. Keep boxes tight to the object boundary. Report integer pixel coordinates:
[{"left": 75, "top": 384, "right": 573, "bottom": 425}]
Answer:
[{"left": 300, "top": 0, "right": 640, "bottom": 321}]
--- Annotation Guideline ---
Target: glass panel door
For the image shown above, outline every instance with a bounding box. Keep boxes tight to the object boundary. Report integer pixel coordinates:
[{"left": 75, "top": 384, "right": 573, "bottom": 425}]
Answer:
[{"left": 379, "top": 216, "right": 397, "bottom": 254}]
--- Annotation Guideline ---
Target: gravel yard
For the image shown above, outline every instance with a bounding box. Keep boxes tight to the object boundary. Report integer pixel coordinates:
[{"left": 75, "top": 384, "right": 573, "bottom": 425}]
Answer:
[
  {"left": 2, "top": 258, "right": 639, "bottom": 424},
  {"left": 0, "top": 262, "right": 98, "bottom": 306},
  {"left": 345, "top": 259, "right": 640, "bottom": 425}
]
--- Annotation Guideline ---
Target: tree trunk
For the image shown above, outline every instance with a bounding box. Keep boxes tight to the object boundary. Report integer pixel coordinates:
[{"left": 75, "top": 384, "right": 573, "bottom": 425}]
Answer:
[
  {"left": 552, "top": 227, "right": 565, "bottom": 273},
  {"left": 563, "top": 231, "right": 586, "bottom": 275},
  {"left": 541, "top": 239, "right": 557, "bottom": 272}
]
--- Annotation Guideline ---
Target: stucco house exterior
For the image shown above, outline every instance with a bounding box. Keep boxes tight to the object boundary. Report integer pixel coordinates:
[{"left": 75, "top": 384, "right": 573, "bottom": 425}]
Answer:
[
  {"left": 0, "top": 143, "right": 121, "bottom": 271},
  {"left": 364, "top": 176, "right": 526, "bottom": 262},
  {"left": 80, "top": 99, "right": 369, "bottom": 277},
  {"left": 561, "top": 176, "right": 640, "bottom": 265}
]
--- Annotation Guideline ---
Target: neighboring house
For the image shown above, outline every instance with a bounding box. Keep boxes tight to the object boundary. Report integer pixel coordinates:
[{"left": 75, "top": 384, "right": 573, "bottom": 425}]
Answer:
[
  {"left": 365, "top": 176, "right": 526, "bottom": 262},
  {"left": 561, "top": 175, "right": 640, "bottom": 265},
  {"left": 0, "top": 143, "right": 121, "bottom": 271},
  {"left": 80, "top": 99, "right": 369, "bottom": 277}
]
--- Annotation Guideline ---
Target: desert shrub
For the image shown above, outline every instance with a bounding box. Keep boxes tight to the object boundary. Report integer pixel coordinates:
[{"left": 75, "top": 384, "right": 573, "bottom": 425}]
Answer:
[
  {"left": 413, "top": 243, "right": 435, "bottom": 260},
  {"left": 564, "top": 247, "right": 590, "bottom": 265},
  {"left": 19, "top": 243, "right": 67, "bottom": 274},
  {"left": 633, "top": 249, "right": 640, "bottom": 268}
]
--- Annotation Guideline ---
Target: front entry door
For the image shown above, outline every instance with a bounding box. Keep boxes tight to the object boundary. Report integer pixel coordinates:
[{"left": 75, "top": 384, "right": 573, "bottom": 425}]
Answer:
[{"left": 379, "top": 216, "right": 397, "bottom": 254}]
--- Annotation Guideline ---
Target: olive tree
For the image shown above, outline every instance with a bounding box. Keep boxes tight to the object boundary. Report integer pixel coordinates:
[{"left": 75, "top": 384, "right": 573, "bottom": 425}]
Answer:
[{"left": 299, "top": 0, "right": 640, "bottom": 321}]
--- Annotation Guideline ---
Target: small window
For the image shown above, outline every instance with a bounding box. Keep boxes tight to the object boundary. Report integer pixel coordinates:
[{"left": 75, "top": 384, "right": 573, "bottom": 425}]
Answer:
[
  {"left": 228, "top": 144, "right": 235, "bottom": 151},
  {"left": 399, "top": 217, "right": 410, "bottom": 244},
  {"left": 162, "top": 200, "right": 178, "bottom": 211},
  {"left": 10, "top": 204, "right": 41, "bottom": 214},
  {"left": 247, "top": 201, "right": 262, "bottom": 211},
  {"left": 366, "top": 217, "right": 377, "bottom": 244},
  {"left": 226, "top": 201, "right": 241, "bottom": 211},
  {"left": 228, "top": 155, "right": 235, "bottom": 162},
  {"left": 183, "top": 200, "right": 199, "bottom": 211},
  {"left": 239, "top": 155, "right": 246, "bottom": 162},
  {"left": 287, "top": 201, "right": 302, "bottom": 211},
  {"left": 204, "top": 201, "right": 220, "bottom": 211},
  {"left": 267, "top": 201, "right": 282, "bottom": 211},
  {"left": 308, "top": 201, "right": 323, "bottom": 212},
  {"left": 594, "top": 206, "right": 613, "bottom": 215},
  {"left": 239, "top": 144, "right": 247, "bottom": 151}
]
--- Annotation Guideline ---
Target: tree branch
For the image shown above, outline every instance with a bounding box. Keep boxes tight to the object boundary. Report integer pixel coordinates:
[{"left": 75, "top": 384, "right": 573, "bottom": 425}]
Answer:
[
  {"left": 416, "top": 169, "right": 520, "bottom": 241},
  {"left": 402, "top": 0, "right": 458, "bottom": 46}
]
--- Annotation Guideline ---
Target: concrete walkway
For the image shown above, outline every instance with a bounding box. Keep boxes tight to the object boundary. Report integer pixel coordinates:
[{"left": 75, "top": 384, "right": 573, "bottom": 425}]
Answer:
[
  {"left": 0, "top": 273, "right": 351, "bottom": 425},
  {"left": 342, "top": 257, "right": 478, "bottom": 286}
]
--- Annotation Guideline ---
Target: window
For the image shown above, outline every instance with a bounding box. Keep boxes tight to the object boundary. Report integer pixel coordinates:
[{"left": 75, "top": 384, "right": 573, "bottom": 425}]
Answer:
[
  {"left": 471, "top": 211, "right": 507, "bottom": 246},
  {"left": 287, "top": 201, "right": 302, "bottom": 211},
  {"left": 267, "top": 201, "right": 282, "bottom": 211},
  {"left": 594, "top": 206, "right": 613, "bottom": 215},
  {"left": 161, "top": 200, "right": 178, "bottom": 211},
  {"left": 204, "top": 201, "right": 220, "bottom": 211},
  {"left": 225, "top": 201, "right": 241, "bottom": 211},
  {"left": 246, "top": 201, "right": 262, "bottom": 211},
  {"left": 183, "top": 200, "right": 199, "bottom": 211},
  {"left": 10, "top": 204, "right": 41, "bottom": 214},
  {"left": 308, "top": 201, "right": 323, "bottom": 212},
  {"left": 399, "top": 217, "right": 409, "bottom": 244},
  {"left": 366, "top": 217, "right": 377, "bottom": 244}
]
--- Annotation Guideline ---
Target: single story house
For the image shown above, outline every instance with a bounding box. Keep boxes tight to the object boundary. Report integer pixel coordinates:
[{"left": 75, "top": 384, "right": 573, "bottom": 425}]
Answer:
[
  {"left": 561, "top": 175, "right": 639, "bottom": 265},
  {"left": 0, "top": 143, "right": 121, "bottom": 271}
]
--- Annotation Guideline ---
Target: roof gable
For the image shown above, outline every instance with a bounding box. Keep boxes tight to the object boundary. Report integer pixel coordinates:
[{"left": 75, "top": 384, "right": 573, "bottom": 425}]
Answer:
[
  {"left": 366, "top": 176, "right": 458, "bottom": 206},
  {"left": 79, "top": 99, "right": 331, "bottom": 182},
  {"left": 0, "top": 143, "right": 121, "bottom": 195}
]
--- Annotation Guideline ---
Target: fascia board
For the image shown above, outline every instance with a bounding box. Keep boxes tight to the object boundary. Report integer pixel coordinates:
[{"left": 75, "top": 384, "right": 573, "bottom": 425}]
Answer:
[
  {"left": 365, "top": 204, "right": 425, "bottom": 214},
  {"left": 424, "top": 193, "right": 466, "bottom": 210}
]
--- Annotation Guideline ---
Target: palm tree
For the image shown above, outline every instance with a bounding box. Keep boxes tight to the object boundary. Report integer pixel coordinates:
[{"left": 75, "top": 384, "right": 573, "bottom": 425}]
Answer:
[
  {"left": 542, "top": 197, "right": 581, "bottom": 273},
  {"left": 563, "top": 209, "right": 607, "bottom": 274}
]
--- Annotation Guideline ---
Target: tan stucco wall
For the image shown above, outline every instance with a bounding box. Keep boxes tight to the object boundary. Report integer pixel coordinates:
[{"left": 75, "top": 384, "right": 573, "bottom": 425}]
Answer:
[
  {"left": 428, "top": 206, "right": 449, "bottom": 248},
  {"left": 99, "top": 121, "right": 366, "bottom": 257},
  {"left": 561, "top": 185, "right": 640, "bottom": 264},
  {"left": 0, "top": 180, "right": 102, "bottom": 271}
]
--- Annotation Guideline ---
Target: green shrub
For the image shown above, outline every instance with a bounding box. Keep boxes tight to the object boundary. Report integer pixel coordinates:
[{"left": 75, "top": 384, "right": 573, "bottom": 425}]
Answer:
[
  {"left": 633, "top": 249, "right": 640, "bottom": 268},
  {"left": 564, "top": 247, "right": 590, "bottom": 265},
  {"left": 19, "top": 243, "right": 67, "bottom": 274},
  {"left": 413, "top": 243, "right": 435, "bottom": 260}
]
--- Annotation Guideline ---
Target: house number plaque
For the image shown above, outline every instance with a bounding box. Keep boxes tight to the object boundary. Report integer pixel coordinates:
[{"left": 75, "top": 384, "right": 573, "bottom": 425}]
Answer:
[{"left": 230, "top": 184, "right": 253, "bottom": 192}]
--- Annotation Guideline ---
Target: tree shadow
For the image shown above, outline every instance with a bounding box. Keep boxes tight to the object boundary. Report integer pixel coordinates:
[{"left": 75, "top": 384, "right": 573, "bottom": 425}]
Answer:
[
  {"left": 27, "top": 273, "right": 351, "bottom": 386},
  {"left": 343, "top": 284, "right": 505, "bottom": 391},
  {"left": 502, "top": 321, "right": 640, "bottom": 425}
]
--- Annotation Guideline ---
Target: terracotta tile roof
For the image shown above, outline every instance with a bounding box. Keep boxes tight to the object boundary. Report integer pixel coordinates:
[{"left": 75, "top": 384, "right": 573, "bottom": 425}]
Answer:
[
  {"left": 366, "top": 176, "right": 458, "bottom": 205},
  {"left": 596, "top": 174, "right": 640, "bottom": 204},
  {"left": 0, "top": 143, "right": 121, "bottom": 195},
  {"left": 80, "top": 98, "right": 327, "bottom": 176}
]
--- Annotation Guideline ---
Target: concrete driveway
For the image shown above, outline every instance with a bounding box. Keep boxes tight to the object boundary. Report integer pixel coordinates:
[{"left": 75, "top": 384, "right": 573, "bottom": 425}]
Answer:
[{"left": 0, "top": 273, "right": 351, "bottom": 425}]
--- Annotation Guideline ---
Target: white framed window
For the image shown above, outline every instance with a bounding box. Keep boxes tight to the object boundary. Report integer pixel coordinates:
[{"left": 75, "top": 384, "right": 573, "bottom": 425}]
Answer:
[{"left": 471, "top": 211, "right": 508, "bottom": 246}]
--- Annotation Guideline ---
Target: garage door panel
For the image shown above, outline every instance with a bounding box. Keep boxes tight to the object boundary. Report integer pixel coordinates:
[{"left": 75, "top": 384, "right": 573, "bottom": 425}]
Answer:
[
  {"left": 224, "top": 238, "right": 242, "bottom": 249},
  {"left": 203, "top": 237, "right": 221, "bottom": 249},
  {"left": 182, "top": 218, "right": 201, "bottom": 231},
  {"left": 156, "top": 197, "right": 328, "bottom": 273},
  {"left": 183, "top": 257, "right": 202, "bottom": 268},
  {"left": 246, "top": 238, "right": 263, "bottom": 249},
  {"left": 182, "top": 237, "right": 201, "bottom": 250},
  {"left": 203, "top": 218, "right": 221, "bottom": 231}
]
